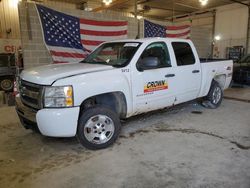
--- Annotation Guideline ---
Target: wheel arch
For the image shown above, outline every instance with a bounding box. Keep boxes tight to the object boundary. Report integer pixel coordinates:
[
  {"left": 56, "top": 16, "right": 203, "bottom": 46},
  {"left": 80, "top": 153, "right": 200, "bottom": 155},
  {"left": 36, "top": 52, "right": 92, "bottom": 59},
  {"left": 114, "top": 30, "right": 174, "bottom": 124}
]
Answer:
[
  {"left": 213, "top": 74, "right": 226, "bottom": 89},
  {"left": 79, "top": 91, "right": 127, "bottom": 119}
]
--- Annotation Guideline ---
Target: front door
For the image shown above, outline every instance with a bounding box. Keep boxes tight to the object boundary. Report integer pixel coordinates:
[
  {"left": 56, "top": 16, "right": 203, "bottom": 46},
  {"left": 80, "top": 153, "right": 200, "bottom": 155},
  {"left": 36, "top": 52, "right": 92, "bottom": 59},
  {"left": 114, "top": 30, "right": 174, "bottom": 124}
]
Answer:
[{"left": 131, "top": 42, "right": 176, "bottom": 114}]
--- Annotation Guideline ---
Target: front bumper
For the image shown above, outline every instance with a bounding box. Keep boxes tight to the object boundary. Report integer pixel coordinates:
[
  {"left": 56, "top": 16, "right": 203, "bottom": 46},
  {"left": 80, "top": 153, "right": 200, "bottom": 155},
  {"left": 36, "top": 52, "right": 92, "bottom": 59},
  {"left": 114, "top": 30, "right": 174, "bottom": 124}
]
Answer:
[{"left": 16, "top": 97, "right": 80, "bottom": 137}]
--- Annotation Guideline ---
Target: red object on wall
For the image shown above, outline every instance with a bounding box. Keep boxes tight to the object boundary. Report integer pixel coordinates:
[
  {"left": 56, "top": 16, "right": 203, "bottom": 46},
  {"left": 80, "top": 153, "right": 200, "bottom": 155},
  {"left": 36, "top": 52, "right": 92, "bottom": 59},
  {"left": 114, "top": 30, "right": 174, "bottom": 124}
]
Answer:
[{"left": 4, "top": 45, "right": 20, "bottom": 53}]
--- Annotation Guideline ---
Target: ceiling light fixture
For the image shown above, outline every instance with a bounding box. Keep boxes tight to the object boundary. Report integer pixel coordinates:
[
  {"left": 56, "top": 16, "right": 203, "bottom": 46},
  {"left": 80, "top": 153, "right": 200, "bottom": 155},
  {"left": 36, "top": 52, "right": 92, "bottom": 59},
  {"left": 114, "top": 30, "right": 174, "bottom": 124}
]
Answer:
[
  {"left": 103, "top": 0, "right": 112, "bottom": 6},
  {"left": 137, "top": 15, "right": 143, "bottom": 19},
  {"left": 199, "top": 0, "right": 208, "bottom": 6},
  {"left": 215, "top": 35, "right": 221, "bottom": 41}
]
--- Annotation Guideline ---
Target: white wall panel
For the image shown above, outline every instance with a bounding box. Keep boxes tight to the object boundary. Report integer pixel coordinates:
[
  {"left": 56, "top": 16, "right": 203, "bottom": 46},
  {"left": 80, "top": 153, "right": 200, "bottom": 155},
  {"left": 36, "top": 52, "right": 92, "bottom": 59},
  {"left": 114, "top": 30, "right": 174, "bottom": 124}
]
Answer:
[{"left": 214, "top": 4, "right": 248, "bottom": 58}]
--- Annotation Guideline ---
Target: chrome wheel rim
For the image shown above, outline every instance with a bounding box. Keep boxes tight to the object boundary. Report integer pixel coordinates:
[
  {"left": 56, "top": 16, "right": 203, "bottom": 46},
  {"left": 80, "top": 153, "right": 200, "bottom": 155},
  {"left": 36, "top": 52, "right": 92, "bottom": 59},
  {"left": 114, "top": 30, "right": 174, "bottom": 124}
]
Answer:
[
  {"left": 212, "top": 86, "right": 221, "bottom": 104},
  {"left": 1, "top": 79, "right": 12, "bottom": 90},
  {"left": 84, "top": 115, "right": 115, "bottom": 144}
]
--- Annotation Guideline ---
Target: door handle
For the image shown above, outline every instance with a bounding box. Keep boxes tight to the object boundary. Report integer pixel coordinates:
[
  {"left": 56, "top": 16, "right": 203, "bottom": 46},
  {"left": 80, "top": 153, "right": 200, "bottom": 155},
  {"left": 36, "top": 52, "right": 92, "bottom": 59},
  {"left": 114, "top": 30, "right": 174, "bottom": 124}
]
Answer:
[
  {"left": 165, "top": 74, "right": 175, "bottom": 78},
  {"left": 192, "top": 70, "right": 200, "bottom": 73}
]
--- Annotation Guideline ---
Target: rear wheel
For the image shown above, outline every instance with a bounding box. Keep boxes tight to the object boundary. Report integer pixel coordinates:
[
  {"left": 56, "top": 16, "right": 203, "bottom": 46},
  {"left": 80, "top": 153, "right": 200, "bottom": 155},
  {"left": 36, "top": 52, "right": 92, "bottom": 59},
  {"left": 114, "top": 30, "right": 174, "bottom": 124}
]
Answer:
[
  {"left": 202, "top": 81, "right": 223, "bottom": 109},
  {"left": 77, "top": 106, "right": 121, "bottom": 150}
]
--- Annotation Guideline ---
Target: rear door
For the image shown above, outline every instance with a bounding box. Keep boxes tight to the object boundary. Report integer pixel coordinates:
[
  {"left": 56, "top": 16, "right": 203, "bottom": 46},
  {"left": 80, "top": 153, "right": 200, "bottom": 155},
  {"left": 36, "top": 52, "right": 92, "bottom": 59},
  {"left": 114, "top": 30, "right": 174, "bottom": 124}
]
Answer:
[
  {"left": 132, "top": 42, "right": 176, "bottom": 113},
  {"left": 170, "top": 42, "right": 202, "bottom": 104}
]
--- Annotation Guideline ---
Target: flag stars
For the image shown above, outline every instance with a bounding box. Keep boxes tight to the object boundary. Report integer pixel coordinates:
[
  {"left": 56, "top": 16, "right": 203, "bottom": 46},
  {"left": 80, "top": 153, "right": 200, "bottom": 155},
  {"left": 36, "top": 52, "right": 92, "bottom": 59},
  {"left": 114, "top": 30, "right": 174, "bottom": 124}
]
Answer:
[{"left": 39, "top": 6, "right": 83, "bottom": 50}]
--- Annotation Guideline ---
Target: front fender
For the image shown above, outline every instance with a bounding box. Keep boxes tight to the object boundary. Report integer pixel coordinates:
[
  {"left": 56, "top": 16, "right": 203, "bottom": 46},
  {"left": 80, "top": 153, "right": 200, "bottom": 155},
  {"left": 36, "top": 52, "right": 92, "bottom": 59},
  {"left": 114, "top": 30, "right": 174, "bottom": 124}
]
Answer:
[{"left": 52, "top": 69, "right": 133, "bottom": 116}]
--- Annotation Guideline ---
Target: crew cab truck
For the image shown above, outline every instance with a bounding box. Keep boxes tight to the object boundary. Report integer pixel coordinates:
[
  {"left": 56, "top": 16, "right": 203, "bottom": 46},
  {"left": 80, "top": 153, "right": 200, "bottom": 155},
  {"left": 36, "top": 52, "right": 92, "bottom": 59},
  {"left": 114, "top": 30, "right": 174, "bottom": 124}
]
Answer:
[{"left": 16, "top": 38, "right": 233, "bottom": 150}]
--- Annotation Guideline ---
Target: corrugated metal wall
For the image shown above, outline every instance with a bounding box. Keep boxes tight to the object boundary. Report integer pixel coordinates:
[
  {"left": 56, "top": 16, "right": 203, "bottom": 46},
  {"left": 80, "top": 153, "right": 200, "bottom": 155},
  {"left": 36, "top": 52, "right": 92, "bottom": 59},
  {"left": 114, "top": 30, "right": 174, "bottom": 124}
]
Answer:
[{"left": 0, "top": 0, "right": 20, "bottom": 39}]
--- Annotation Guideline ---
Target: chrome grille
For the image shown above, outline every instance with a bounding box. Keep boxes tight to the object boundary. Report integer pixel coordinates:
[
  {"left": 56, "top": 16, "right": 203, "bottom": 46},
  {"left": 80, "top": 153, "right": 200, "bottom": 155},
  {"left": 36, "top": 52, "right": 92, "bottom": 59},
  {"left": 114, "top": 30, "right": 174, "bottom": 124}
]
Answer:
[{"left": 19, "top": 80, "right": 42, "bottom": 109}]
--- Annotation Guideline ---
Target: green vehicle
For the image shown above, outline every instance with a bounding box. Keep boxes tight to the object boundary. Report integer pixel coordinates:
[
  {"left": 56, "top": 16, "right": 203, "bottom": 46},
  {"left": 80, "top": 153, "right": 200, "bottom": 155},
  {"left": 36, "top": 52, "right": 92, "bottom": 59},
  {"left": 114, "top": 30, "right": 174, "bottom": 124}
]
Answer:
[{"left": 0, "top": 53, "right": 16, "bottom": 92}]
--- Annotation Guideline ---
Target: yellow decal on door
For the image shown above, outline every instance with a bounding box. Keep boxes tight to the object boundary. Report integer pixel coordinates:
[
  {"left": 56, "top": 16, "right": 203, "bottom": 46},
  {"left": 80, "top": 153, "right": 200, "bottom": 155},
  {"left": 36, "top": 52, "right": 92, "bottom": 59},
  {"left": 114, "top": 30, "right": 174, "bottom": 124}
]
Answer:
[{"left": 144, "top": 80, "right": 168, "bottom": 93}]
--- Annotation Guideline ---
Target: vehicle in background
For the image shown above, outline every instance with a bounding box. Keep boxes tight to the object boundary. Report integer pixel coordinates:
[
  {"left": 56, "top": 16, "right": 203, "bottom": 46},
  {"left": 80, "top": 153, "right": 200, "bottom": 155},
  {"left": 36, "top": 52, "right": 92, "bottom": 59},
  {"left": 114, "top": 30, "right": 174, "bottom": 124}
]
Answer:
[
  {"left": 16, "top": 38, "right": 233, "bottom": 150},
  {"left": 233, "top": 54, "right": 250, "bottom": 85},
  {"left": 0, "top": 53, "right": 16, "bottom": 91}
]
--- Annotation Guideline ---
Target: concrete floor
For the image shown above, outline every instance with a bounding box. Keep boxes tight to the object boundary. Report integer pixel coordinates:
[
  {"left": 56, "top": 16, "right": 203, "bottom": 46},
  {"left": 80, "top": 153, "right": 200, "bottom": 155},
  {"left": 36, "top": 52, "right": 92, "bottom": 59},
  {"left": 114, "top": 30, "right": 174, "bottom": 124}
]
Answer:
[
  {"left": 0, "top": 98, "right": 250, "bottom": 188},
  {"left": 224, "top": 87, "right": 250, "bottom": 102}
]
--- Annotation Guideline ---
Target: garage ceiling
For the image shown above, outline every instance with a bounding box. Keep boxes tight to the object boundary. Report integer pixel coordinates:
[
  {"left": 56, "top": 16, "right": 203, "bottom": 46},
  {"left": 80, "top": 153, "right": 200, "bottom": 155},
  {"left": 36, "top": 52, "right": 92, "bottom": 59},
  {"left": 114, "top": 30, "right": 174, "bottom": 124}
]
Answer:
[{"left": 45, "top": 0, "right": 250, "bottom": 20}]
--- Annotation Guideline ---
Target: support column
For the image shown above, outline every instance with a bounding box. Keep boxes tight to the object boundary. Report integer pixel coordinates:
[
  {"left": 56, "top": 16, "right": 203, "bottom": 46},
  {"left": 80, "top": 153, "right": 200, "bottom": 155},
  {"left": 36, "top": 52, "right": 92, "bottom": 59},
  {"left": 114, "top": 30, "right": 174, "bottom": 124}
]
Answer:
[
  {"left": 246, "top": 7, "right": 250, "bottom": 54},
  {"left": 134, "top": 0, "right": 140, "bottom": 39},
  {"left": 211, "top": 10, "right": 216, "bottom": 58}
]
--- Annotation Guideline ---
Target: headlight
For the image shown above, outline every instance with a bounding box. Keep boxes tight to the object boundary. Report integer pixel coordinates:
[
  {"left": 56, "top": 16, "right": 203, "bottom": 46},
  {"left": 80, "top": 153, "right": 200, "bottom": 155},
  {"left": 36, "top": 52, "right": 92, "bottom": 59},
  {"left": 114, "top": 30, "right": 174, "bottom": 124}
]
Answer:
[{"left": 44, "top": 86, "right": 73, "bottom": 108}]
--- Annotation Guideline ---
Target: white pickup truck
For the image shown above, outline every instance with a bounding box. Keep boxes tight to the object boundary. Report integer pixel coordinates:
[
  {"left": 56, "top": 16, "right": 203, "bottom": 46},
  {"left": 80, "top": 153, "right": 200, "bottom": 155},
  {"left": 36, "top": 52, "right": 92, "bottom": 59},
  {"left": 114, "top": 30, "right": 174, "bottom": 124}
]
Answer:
[{"left": 16, "top": 38, "right": 233, "bottom": 149}]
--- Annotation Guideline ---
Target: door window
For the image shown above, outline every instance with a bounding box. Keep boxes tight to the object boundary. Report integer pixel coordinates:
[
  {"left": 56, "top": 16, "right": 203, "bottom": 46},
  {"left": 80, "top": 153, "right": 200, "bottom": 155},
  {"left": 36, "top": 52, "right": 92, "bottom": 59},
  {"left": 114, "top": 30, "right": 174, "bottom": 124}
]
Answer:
[
  {"left": 172, "top": 42, "right": 195, "bottom": 66},
  {"left": 137, "top": 42, "right": 171, "bottom": 69}
]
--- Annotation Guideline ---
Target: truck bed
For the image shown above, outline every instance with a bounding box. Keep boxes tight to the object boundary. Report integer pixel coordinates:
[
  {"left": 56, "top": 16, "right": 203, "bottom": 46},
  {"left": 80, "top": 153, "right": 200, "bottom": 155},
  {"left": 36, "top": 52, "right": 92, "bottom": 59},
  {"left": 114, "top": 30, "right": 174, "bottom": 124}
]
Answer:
[{"left": 199, "top": 59, "right": 233, "bottom": 98}]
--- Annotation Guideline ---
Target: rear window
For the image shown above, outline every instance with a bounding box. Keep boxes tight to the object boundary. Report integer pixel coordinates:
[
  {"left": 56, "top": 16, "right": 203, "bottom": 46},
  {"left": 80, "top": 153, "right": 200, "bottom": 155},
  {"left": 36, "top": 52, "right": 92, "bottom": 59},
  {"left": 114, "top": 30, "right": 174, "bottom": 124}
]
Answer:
[{"left": 172, "top": 42, "right": 195, "bottom": 66}]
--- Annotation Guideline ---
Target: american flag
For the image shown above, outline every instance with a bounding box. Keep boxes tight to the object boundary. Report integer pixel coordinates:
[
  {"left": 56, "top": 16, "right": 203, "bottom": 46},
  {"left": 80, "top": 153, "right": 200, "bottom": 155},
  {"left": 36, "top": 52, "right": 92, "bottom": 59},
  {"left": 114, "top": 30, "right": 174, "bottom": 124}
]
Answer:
[
  {"left": 36, "top": 5, "right": 128, "bottom": 64},
  {"left": 144, "top": 19, "right": 191, "bottom": 39}
]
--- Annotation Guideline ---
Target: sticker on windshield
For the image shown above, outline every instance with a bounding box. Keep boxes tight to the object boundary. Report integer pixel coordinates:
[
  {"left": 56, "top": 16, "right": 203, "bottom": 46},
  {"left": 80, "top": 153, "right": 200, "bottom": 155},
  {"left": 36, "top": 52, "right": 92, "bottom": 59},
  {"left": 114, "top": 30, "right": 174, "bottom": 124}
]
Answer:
[
  {"left": 144, "top": 80, "right": 168, "bottom": 93},
  {"left": 124, "top": 43, "right": 139, "bottom": 47}
]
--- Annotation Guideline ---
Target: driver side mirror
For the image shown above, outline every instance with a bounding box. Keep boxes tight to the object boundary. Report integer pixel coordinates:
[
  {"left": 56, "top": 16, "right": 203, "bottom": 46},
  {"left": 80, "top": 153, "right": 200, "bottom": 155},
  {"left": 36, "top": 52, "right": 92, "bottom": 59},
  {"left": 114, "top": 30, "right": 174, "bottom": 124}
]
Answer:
[{"left": 137, "top": 57, "right": 160, "bottom": 71}]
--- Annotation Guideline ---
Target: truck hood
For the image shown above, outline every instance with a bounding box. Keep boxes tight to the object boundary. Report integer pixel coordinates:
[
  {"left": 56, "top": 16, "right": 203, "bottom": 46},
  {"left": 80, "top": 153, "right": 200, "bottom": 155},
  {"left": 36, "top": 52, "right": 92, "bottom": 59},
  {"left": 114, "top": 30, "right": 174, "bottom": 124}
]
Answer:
[{"left": 21, "top": 63, "right": 114, "bottom": 85}]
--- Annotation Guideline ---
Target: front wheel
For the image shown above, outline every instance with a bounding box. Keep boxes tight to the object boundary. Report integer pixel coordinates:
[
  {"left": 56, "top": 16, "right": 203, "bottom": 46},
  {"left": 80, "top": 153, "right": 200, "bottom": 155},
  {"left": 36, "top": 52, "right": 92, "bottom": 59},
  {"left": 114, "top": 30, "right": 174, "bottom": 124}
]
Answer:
[
  {"left": 202, "top": 81, "right": 223, "bottom": 109},
  {"left": 77, "top": 106, "right": 121, "bottom": 150}
]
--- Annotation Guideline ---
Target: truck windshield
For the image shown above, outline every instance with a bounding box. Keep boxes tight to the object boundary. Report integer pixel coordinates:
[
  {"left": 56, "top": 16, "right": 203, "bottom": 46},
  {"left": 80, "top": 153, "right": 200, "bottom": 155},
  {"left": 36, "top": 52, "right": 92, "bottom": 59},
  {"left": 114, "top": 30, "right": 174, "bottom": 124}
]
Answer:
[{"left": 81, "top": 42, "right": 141, "bottom": 67}]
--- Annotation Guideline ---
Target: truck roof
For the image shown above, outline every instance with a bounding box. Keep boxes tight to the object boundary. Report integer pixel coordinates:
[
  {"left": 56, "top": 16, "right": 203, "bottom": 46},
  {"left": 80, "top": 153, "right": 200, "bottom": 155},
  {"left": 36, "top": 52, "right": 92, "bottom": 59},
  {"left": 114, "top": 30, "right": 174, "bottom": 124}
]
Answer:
[{"left": 106, "top": 37, "right": 191, "bottom": 44}]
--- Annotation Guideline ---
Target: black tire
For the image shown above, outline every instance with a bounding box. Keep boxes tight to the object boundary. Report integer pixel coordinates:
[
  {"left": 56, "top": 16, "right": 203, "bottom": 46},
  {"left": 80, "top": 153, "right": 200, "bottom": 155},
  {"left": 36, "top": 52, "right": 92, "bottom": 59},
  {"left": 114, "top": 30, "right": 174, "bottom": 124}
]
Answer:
[
  {"left": 0, "top": 77, "right": 14, "bottom": 92},
  {"left": 77, "top": 106, "right": 121, "bottom": 150},
  {"left": 202, "top": 81, "right": 223, "bottom": 109}
]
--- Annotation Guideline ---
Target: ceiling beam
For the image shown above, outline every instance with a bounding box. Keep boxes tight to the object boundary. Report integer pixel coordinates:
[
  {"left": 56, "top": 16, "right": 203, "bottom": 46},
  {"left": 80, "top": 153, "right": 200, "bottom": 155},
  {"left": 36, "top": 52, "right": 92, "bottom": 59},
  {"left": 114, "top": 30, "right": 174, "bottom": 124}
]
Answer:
[
  {"left": 92, "top": 0, "right": 130, "bottom": 12},
  {"left": 149, "top": 6, "right": 191, "bottom": 13},
  {"left": 165, "top": 8, "right": 215, "bottom": 21},
  {"left": 175, "top": 2, "right": 200, "bottom": 10},
  {"left": 228, "top": 0, "right": 250, "bottom": 6}
]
